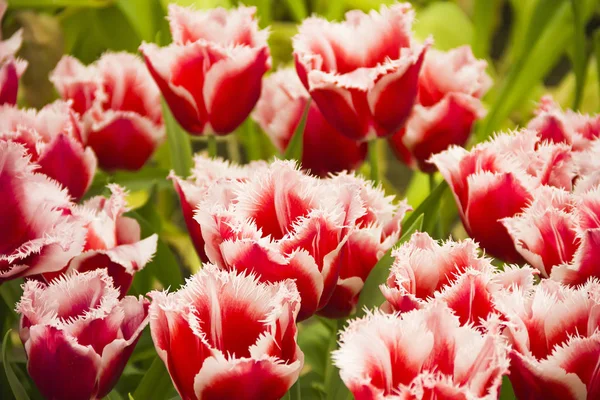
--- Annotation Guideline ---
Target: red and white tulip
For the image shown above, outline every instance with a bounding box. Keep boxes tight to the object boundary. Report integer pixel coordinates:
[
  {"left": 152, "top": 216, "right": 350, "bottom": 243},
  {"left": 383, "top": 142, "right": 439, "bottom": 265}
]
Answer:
[
  {"left": 495, "top": 279, "right": 600, "bottom": 400},
  {"left": 51, "top": 52, "right": 164, "bottom": 171},
  {"left": 317, "top": 172, "right": 411, "bottom": 318},
  {"left": 380, "top": 232, "right": 537, "bottom": 326},
  {"left": 42, "top": 184, "right": 158, "bottom": 297},
  {"left": 0, "top": 101, "right": 97, "bottom": 200},
  {"left": 333, "top": 303, "right": 509, "bottom": 400},
  {"left": 170, "top": 155, "right": 267, "bottom": 262},
  {"left": 504, "top": 184, "right": 600, "bottom": 285},
  {"left": 140, "top": 5, "right": 271, "bottom": 136},
  {"left": 195, "top": 161, "right": 348, "bottom": 320},
  {"left": 527, "top": 95, "right": 600, "bottom": 151},
  {"left": 149, "top": 265, "right": 303, "bottom": 400},
  {"left": 253, "top": 68, "right": 367, "bottom": 176},
  {"left": 16, "top": 269, "right": 149, "bottom": 400},
  {"left": 0, "top": 141, "right": 86, "bottom": 283},
  {"left": 0, "top": 1, "right": 27, "bottom": 105},
  {"left": 293, "top": 3, "right": 428, "bottom": 141},
  {"left": 430, "top": 129, "right": 576, "bottom": 262},
  {"left": 389, "top": 46, "right": 491, "bottom": 172}
]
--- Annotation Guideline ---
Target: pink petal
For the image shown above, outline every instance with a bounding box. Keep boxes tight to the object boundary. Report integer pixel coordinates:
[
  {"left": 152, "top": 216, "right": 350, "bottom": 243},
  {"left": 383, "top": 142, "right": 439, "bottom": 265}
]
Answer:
[
  {"left": 37, "top": 133, "right": 97, "bottom": 201},
  {"left": 50, "top": 56, "right": 101, "bottom": 116},
  {"left": 203, "top": 45, "right": 271, "bottom": 134},
  {"left": 0, "top": 61, "right": 19, "bottom": 105},
  {"left": 194, "top": 357, "right": 302, "bottom": 400},
  {"left": 464, "top": 171, "right": 532, "bottom": 263},
  {"left": 24, "top": 325, "right": 101, "bottom": 400},
  {"left": 140, "top": 41, "right": 216, "bottom": 135},
  {"left": 551, "top": 335, "right": 600, "bottom": 398},
  {"left": 86, "top": 112, "right": 164, "bottom": 171}
]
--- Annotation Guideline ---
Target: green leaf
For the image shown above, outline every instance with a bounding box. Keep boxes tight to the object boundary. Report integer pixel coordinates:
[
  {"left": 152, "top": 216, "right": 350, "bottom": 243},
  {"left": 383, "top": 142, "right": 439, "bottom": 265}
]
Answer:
[
  {"left": 10, "top": 0, "right": 110, "bottom": 6},
  {"left": 570, "top": 0, "right": 588, "bottom": 109},
  {"left": 284, "top": 100, "right": 310, "bottom": 161},
  {"left": 128, "top": 209, "right": 183, "bottom": 292},
  {"left": 162, "top": 99, "right": 193, "bottom": 177},
  {"left": 2, "top": 330, "right": 30, "bottom": 400},
  {"left": 284, "top": 0, "right": 307, "bottom": 22},
  {"left": 132, "top": 357, "right": 174, "bottom": 400},
  {"left": 0, "top": 280, "right": 22, "bottom": 313},
  {"left": 595, "top": 30, "right": 600, "bottom": 112},
  {"left": 499, "top": 376, "right": 516, "bottom": 400},
  {"left": 472, "top": 0, "right": 498, "bottom": 58},
  {"left": 478, "top": 0, "right": 596, "bottom": 139},
  {"left": 298, "top": 319, "right": 332, "bottom": 377},
  {"left": 355, "top": 214, "right": 424, "bottom": 315},
  {"left": 414, "top": 2, "right": 474, "bottom": 50},
  {"left": 403, "top": 181, "right": 448, "bottom": 231},
  {"left": 116, "top": 0, "right": 162, "bottom": 42}
]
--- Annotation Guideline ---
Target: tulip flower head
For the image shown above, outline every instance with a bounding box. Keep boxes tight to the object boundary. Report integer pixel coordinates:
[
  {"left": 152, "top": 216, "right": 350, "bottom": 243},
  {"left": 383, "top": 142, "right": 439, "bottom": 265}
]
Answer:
[
  {"left": 293, "top": 3, "right": 429, "bottom": 141},
  {"left": 194, "top": 161, "right": 410, "bottom": 319},
  {"left": 0, "top": 101, "right": 97, "bottom": 200},
  {"left": 140, "top": 5, "right": 271, "bottom": 136},
  {"left": 0, "top": 1, "right": 27, "bottom": 105},
  {"left": 170, "top": 155, "right": 267, "bottom": 262},
  {"left": 389, "top": 46, "right": 491, "bottom": 172},
  {"left": 149, "top": 265, "right": 303, "bottom": 400},
  {"left": 333, "top": 303, "right": 509, "bottom": 399},
  {"left": 0, "top": 141, "right": 86, "bottom": 283},
  {"left": 253, "top": 68, "right": 367, "bottom": 176},
  {"left": 527, "top": 95, "right": 600, "bottom": 151},
  {"left": 41, "top": 184, "right": 158, "bottom": 297},
  {"left": 51, "top": 52, "right": 164, "bottom": 171},
  {"left": 430, "top": 129, "right": 576, "bottom": 262},
  {"left": 503, "top": 184, "right": 600, "bottom": 286},
  {"left": 16, "top": 269, "right": 150, "bottom": 400},
  {"left": 495, "top": 279, "right": 600, "bottom": 400},
  {"left": 380, "top": 232, "right": 537, "bottom": 326}
]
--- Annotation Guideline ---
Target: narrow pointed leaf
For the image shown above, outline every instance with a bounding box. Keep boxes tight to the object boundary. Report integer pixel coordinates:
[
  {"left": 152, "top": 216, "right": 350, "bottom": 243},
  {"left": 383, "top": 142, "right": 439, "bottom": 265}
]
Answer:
[
  {"left": 284, "top": 100, "right": 310, "bottom": 161},
  {"left": 2, "top": 330, "right": 30, "bottom": 400},
  {"left": 162, "top": 99, "right": 193, "bottom": 177}
]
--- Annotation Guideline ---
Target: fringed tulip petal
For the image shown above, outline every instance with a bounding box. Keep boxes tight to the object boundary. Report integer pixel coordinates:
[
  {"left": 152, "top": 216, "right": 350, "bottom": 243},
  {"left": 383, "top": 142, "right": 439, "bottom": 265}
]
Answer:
[{"left": 149, "top": 265, "right": 303, "bottom": 400}]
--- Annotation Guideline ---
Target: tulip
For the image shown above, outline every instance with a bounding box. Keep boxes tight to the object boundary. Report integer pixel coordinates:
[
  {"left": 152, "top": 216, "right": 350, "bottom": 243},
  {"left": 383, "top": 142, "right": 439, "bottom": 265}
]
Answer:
[
  {"left": 149, "top": 265, "right": 303, "bottom": 400},
  {"left": 495, "top": 279, "right": 600, "bottom": 400},
  {"left": 42, "top": 184, "right": 158, "bottom": 297},
  {"left": 389, "top": 46, "right": 491, "bottom": 172},
  {"left": 195, "top": 160, "right": 348, "bottom": 320},
  {"left": 503, "top": 184, "right": 600, "bottom": 285},
  {"left": 51, "top": 52, "right": 164, "bottom": 171},
  {"left": 170, "top": 155, "right": 267, "bottom": 262},
  {"left": 0, "top": 101, "right": 97, "bottom": 200},
  {"left": 527, "top": 95, "right": 600, "bottom": 151},
  {"left": 293, "top": 3, "right": 428, "bottom": 141},
  {"left": 333, "top": 303, "right": 509, "bottom": 400},
  {"left": 0, "top": 2, "right": 27, "bottom": 105},
  {"left": 140, "top": 5, "right": 271, "bottom": 136},
  {"left": 380, "top": 232, "right": 537, "bottom": 326},
  {"left": 430, "top": 129, "right": 576, "bottom": 263},
  {"left": 316, "top": 172, "right": 411, "bottom": 318},
  {"left": 16, "top": 269, "right": 149, "bottom": 400},
  {"left": 0, "top": 141, "right": 86, "bottom": 283},
  {"left": 253, "top": 68, "right": 367, "bottom": 176}
]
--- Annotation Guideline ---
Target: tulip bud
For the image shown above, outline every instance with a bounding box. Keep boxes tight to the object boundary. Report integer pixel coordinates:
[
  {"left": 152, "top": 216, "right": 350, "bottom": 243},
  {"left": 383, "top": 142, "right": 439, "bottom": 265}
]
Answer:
[
  {"left": 0, "top": 101, "right": 97, "bottom": 200},
  {"left": 293, "top": 3, "right": 428, "bottom": 141},
  {"left": 0, "top": 2, "right": 27, "bottom": 105},
  {"left": 389, "top": 46, "right": 491, "bottom": 172},
  {"left": 51, "top": 52, "right": 164, "bottom": 171},
  {"left": 140, "top": 5, "right": 271, "bottom": 136},
  {"left": 16, "top": 269, "right": 149, "bottom": 400},
  {"left": 253, "top": 68, "right": 367, "bottom": 176}
]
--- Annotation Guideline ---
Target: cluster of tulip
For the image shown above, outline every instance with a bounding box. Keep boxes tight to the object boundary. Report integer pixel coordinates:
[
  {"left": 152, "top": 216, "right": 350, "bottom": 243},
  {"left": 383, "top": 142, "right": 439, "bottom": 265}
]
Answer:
[{"left": 1, "top": 1, "right": 600, "bottom": 399}]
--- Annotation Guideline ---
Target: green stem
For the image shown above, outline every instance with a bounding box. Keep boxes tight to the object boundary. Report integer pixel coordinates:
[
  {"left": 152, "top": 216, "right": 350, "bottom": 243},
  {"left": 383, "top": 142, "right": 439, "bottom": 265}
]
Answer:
[
  {"left": 368, "top": 140, "right": 380, "bottom": 184},
  {"left": 226, "top": 135, "right": 241, "bottom": 163},
  {"left": 289, "top": 379, "right": 301, "bottom": 400},
  {"left": 207, "top": 135, "right": 217, "bottom": 158},
  {"left": 428, "top": 174, "right": 442, "bottom": 238},
  {"left": 428, "top": 173, "right": 436, "bottom": 194}
]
